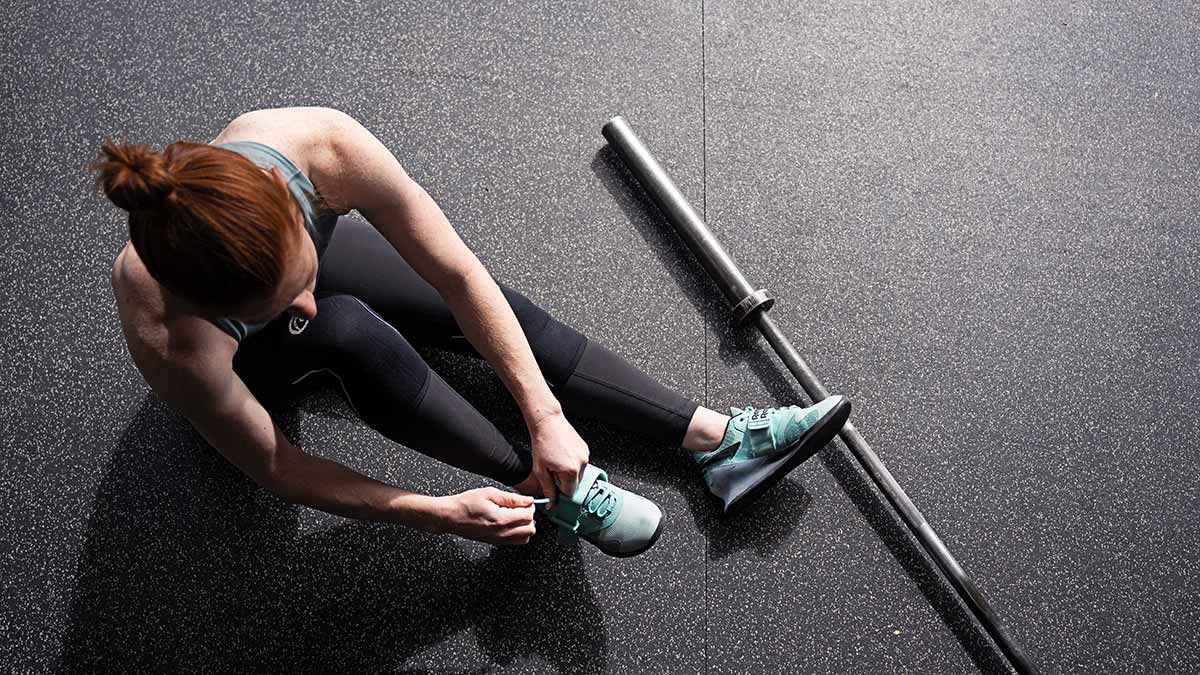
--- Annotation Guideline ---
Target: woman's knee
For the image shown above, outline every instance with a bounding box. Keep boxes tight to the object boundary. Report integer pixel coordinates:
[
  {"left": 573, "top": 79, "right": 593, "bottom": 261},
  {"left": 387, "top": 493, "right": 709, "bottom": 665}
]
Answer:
[
  {"left": 498, "top": 286, "right": 587, "bottom": 387},
  {"left": 309, "top": 294, "right": 433, "bottom": 417}
]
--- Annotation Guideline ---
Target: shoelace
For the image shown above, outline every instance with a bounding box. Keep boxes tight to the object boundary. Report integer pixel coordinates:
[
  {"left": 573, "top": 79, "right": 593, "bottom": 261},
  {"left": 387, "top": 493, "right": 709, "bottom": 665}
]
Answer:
[{"left": 580, "top": 480, "right": 617, "bottom": 520}]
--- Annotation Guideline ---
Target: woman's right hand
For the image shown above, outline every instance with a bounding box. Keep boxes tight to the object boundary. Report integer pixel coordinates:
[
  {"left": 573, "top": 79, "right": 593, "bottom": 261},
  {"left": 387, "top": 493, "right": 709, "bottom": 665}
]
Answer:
[{"left": 436, "top": 487, "right": 538, "bottom": 545}]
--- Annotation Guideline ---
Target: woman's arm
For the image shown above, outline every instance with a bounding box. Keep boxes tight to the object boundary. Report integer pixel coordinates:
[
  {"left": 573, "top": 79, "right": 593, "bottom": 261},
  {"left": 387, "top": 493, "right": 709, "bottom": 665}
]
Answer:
[
  {"left": 316, "top": 110, "right": 560, "bottom": 427},
  {"left": 318, "top": 108, "right": 590, "bottom": 498},
  {"left": 131, "top": 340, "right": 537, "bottom": 544},
  {"left": 135, "top": 336, "right": 444, "bottom": 530}
]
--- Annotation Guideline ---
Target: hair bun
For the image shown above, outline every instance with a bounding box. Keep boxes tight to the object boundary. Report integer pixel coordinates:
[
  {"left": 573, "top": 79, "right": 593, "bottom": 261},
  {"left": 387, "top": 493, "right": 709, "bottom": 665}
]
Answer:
[{"left": 93, "top": 140, "right": 178, "bottom": 213}]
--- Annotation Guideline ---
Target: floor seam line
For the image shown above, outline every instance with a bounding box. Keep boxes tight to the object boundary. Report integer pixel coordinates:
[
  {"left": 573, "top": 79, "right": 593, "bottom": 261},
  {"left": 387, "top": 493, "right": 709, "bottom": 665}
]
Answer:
[{"left": 700, "top": 2, "right": 709, "bottom": 675}]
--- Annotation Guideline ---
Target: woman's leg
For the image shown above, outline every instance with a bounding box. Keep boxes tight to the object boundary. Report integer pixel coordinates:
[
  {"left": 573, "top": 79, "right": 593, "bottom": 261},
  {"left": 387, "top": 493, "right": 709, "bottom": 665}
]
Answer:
[
  {"left": 315, "top": 217, "right": 719, "bottom": 449},
  {"left": 232, "top": 293, "right": 533, "bottom": 486}
]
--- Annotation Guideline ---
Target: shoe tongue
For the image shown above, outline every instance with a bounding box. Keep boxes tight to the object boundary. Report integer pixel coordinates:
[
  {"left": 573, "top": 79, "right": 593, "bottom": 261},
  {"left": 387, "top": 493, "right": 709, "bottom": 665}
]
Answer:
[
  {"left": 717, "top": 412, "right": 747, "bottom": 449},
  {"left": 731, "top": 407, "right": 753, "bottom": 431}
]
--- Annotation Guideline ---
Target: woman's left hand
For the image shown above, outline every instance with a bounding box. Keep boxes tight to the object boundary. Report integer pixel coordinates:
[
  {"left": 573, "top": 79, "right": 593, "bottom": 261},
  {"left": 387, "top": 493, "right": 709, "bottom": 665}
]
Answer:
[{"left": 528, "top": 411, "right": 590, "bottom": 504}]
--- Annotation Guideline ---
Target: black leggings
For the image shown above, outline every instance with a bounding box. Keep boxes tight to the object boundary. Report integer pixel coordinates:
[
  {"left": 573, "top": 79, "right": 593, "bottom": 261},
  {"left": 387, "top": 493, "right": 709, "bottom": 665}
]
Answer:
[{"left": 232, "top": 216, "right": 700, "bottom": 486}]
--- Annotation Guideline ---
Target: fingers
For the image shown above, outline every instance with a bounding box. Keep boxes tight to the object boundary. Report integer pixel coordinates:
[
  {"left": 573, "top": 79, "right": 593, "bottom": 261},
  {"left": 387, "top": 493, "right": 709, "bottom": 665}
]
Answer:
[
  {"left": 486, "top": 487, "right": 534, "bottom": 509},
  {"left": 498, "top": 504, "right": 535, "bottom": 527},
  {"left": 482, "top": 489, "right": 535, "bottom": 527},
  {"left": 494, "top": 521, "right": 537, "bottom": 545},
  {"left": 555, "top": 468, "right": 581, "bottom": 498},
  {"left": 535, "top": 469, "right": 559, "bottom": 507}
]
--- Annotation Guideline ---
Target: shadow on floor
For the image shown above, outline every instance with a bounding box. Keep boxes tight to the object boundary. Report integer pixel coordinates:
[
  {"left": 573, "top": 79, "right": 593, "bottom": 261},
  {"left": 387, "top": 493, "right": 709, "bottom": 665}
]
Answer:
[
  {"left": 58, "top": 395, "right": 607, "bottom": 674},
  {"left": 591, "top": 143, "right": 1014, "bottom": 675}
]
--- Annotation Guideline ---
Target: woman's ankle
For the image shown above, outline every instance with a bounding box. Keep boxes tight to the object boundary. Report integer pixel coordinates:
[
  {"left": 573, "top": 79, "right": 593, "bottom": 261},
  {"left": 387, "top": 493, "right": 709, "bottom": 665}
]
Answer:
[{"left": 682, "top": 406, "right": 731, "bottom": 453}]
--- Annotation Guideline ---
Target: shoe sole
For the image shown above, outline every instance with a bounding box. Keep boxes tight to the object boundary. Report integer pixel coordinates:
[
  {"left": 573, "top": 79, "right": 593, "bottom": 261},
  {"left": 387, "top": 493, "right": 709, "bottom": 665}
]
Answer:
[
  {"left": 538, "top": 503, "right": 666, "bottom": 559},
  {"left": 711, "top": 397, "right": 852, "bottom": 515}
]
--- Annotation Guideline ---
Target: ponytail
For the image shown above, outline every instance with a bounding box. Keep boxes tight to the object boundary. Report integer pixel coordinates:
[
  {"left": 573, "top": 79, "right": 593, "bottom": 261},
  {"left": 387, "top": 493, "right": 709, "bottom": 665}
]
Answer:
[{"left": 93, "top": 140, "right": 179, "bottom": 212}]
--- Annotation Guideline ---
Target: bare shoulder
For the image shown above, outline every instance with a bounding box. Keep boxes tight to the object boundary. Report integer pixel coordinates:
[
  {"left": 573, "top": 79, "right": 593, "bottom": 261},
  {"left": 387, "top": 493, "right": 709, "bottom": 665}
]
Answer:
[
  {"left": 211, "top": 106, "right": 362, "bottom": 213},
  {"left": 111, "top": 242, "right": 235, "bottom": 376}
]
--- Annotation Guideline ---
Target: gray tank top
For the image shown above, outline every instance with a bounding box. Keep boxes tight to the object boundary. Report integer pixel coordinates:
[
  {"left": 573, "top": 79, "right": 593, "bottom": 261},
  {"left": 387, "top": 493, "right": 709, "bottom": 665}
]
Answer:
[{"left": 206, "top": 140, "right": 338, "bottom": 342}]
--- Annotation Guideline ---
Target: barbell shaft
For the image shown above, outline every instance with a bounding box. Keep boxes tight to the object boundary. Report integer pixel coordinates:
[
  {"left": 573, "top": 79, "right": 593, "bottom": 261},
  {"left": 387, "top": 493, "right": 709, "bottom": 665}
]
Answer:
[{"left": 601, "top": 114, "right": 1038, "bottom": 675}]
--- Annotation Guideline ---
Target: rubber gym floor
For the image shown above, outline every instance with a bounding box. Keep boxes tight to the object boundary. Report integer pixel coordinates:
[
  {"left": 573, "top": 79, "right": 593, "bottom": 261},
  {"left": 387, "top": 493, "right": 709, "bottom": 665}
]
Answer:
[{"left": 3, "top": 1, "right": 1197, "bottom": 673}]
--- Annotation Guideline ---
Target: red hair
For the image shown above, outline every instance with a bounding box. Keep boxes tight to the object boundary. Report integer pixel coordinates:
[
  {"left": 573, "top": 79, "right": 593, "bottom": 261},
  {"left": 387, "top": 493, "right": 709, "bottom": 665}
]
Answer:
[{"left": 91, "top": 139, "right": 303, "bottom": 311}]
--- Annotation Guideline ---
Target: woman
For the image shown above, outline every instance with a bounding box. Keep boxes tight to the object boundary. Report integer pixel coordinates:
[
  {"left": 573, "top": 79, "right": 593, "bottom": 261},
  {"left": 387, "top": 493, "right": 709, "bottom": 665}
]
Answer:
[{"left": 97, "top": 106, "right": 851, "bottom": 558}]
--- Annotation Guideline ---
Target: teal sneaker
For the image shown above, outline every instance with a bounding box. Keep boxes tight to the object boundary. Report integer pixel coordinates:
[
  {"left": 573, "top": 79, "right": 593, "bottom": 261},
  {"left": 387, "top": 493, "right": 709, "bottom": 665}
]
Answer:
[
  {"left": 536, "top": 463, "right": 664, "bottom": 558},
  {"left": 691, "top": 395, "right": 852, "bottom": 514}
]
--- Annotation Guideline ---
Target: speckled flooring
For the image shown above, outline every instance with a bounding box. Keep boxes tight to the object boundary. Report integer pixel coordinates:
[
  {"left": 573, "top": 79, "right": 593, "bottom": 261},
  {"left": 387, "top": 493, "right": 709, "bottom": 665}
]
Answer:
[{"left": 3, "top": 1, "right": 1198, "bottom": 673}]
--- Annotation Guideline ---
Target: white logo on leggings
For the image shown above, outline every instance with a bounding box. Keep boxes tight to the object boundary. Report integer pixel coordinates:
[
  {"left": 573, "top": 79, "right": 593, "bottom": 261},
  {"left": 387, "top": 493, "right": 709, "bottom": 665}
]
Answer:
[{"left": 288, "top": 316, "right": 309, "bottom": 335}]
